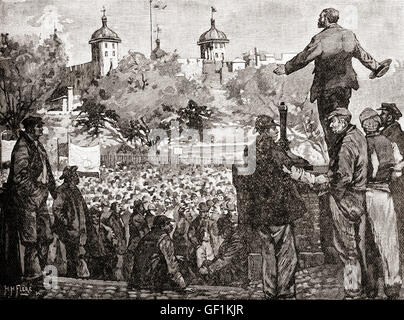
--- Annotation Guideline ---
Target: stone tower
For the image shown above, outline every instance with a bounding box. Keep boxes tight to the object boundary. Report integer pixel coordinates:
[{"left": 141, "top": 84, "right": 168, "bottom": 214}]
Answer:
[{"left": 89, "top": 8, "right": 122, "bottom": 77}]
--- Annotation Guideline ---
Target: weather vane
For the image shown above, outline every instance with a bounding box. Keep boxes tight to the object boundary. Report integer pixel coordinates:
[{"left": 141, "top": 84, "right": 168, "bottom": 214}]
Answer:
[{"left": 101, "top": 6, "right": 106, "bottom": 16}]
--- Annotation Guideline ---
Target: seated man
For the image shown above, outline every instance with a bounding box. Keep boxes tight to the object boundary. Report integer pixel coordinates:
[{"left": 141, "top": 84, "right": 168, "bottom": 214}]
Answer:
[
  {"left": 199, "top": 216, "right": 248, "bottom": 286},
  {"left": 129, "top": 215, "right": 187, "bottom": 291}
]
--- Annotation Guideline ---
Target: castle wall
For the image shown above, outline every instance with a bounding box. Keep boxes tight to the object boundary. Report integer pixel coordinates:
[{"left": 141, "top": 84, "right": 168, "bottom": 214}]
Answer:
[{"left": 64, "top": 61, "right": 100, "bottom": 93}]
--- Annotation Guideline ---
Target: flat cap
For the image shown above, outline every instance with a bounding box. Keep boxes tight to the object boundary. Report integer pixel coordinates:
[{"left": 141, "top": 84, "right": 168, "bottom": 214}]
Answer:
[
  {"left": 377, "top": 103, "right": 402, "bottom": 119},
  {"left": 327, "top": 108, "right": 352, "bottom": 121},
  {"left": 359, "top": 108, "right": 380, "bottom": 124}
]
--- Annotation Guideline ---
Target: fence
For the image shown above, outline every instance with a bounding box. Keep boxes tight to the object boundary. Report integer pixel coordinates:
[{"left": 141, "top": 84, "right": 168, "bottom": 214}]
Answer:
[{"left": 100, "top": 152, "right": 246, "bottom": 168}]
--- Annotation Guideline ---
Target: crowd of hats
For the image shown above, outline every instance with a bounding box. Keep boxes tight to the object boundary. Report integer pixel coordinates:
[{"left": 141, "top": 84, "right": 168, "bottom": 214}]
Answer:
[{"left": 73, "top": 163, "right": 238, "bottom": 224}]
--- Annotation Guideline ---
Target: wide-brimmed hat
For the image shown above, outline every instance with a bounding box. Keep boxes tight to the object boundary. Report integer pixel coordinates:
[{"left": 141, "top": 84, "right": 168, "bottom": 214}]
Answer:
[
  {"left": 59, "top": 165, "right": 78, "bottom": 180},
  {"left": 22, "top": 116, "right": 45, "bottom": 130},
  {"left": 377, "top": 103, "right": 402, "bottom": 120},
  {"left": 369, "top": 59, "right": 392, "bottom": 79}
]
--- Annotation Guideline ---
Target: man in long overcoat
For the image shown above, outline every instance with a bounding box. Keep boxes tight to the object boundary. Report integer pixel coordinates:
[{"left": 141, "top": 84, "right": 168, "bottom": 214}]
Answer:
[
  {"left": 0, "top": 116, "right": 56, "bottom": 285},
  {"left": 52, "top": 166, "right": 89, "bottom": 278},
  {"left": 250, "top": 115, "right": 307, "bottom": 299}
]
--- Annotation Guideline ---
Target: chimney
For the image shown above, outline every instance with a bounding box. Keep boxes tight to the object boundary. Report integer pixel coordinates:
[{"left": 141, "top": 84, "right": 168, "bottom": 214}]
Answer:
[
  {"left": 67, "top": 86, "right": 73, "bottom": 112},
  {"left": 278, "top": 102, "right": 289, "bottom": 150}
]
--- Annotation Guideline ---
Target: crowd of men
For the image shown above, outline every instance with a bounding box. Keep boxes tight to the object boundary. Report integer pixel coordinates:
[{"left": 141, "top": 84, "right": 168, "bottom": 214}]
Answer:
[
  {"left": 48, "top": 162, "right": 244, "bottom": 288},
  {"left": 0, "top": 117, "right": 246, "bottom": 294}
]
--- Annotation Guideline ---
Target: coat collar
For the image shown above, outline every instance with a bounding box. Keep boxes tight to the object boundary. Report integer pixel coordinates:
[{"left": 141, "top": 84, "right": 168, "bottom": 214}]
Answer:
[
  {"left": 326, "top": 23, "right": 341, "bottom": 30},
  {"left": 382, "top": 121, "right": 402, "bottom": 135}
]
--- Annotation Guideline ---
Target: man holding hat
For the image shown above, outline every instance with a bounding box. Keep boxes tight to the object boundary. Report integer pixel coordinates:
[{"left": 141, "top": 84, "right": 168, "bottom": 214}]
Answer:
[
  {"left": 274, "top": 7, "right": 391, "bottom": 149},
  {"left": 2, "top": 115, "right": 56, "bottom": 286},
  {"left": 378, "top": 102, "right": 404, "bottom": 272},
  {"left": 52, "top": 165, "right": 89, "bottom": 278},
  {"left": 359, "top": 108, "right": 402, "bottom": 299}
]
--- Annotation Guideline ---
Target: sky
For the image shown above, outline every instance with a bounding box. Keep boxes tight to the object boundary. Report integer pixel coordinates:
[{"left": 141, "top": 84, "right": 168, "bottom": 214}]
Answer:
[{"left": 1, "top": 0, "right": 404, "bottom": 71}]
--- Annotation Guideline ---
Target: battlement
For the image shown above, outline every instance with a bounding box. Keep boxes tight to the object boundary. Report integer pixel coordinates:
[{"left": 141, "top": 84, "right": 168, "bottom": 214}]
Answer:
[
  {"left": 243, "top": 49, "right": 297, "bottom": 67},
  {"left": 66, "top": 61, "right": 95, "bottom": 73}
]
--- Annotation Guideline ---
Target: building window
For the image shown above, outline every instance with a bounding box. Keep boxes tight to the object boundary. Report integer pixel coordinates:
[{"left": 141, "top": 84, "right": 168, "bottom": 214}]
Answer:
[
  {"left": 112, "top": 43, "right": 115, "bottom": 49},
  {"left": 112, "top": 51, "right": 115, "bottom": 56},
  {"left": 215, "top": 53, "right": 218, "bottom": 58},
  {"left": 105, "top": 51, "right": 108, "bottom": 57},
  {"left": 215, "top": 43, "right": 218, "bottom": 48},
  {"left": 105, "top": 43, "right": 108, "bottom": 48},
  {"left": 220, "top": 43, "right": 223, "bottom": 48}
]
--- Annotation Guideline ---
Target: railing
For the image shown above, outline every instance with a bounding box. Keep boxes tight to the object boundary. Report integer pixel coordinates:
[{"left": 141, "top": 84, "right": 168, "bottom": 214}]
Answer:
[{"left": 100, "top": 152, "right": 245, "bottom": 168}]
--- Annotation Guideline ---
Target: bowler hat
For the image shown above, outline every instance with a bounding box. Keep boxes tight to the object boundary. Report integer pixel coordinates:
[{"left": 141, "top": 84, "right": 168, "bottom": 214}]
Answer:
[
  {"left": 327, "top": 108, "right": 352, "bottom": 121},
  {"left": 377, "top": 103, "right": 402, "bottom": 120},
  {"left": 369, "top": 59, "right": 392, "bottom": 79},
  {"left": 59, "top": 165, "right": 78, "bottom": 180},
  {"left": 22, "top": 116, "right": 45, "bottom": 129}
]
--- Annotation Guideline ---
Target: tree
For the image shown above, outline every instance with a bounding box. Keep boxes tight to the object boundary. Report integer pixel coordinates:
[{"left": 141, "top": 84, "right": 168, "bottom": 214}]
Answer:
[
  {"left": 0, "top": 33, "right": 68, "bottom": 137},
  {"left": 75, "top": 98, "right": 120, "bottom": 138},
  {"left": 160, "top": 99, "right": 214, "bottom": 141},
  {"left": 119, "top": 117, "right": 154, "bottom": 147},
  {"left": 81, "top": 50, "right": 216, "bottom": 147}
]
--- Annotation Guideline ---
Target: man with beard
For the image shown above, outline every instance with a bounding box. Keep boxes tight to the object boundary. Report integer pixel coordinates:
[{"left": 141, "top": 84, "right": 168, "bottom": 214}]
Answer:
[
  {"left": 129, "top": 215, "right": 187, "bottom": 291},
  {"left": 378, "top": 103, "right": 404, "bottom": 271},
  {"left": 0, "top": 116, "right": 57, "bottom": 288},
  {"left": 52, "top": 166, "right": 89, "bottom": 278},
  {"left": 274, "top": 7, "right": 391, "bottom": 149}
]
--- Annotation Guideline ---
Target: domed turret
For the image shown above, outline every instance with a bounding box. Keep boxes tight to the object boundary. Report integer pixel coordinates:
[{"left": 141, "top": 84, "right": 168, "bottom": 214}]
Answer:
[
  {"left": 89, "top": 8, "right": 121, "bottom": 76},
  {"left": 197, "top": 16, "right": 229, "bottom": 61},
  {"left": 89, "top": 13, "right": 121, "bottom": 44}
]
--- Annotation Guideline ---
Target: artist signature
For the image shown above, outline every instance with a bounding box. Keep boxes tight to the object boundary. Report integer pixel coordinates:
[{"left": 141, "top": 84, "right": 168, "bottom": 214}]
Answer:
[{"left": 0, "top": 284, "right": 36, "bottom": 298}]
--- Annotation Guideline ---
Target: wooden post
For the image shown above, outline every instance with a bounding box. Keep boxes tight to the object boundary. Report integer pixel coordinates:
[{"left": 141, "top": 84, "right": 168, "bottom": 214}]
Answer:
[{"left": 56, "top": 138, "right": 60, "bottom": 171}]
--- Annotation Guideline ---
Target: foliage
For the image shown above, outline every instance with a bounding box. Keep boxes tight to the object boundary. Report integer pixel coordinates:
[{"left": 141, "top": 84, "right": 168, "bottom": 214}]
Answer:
[
  {"left": 0, "top": 33, "right": 68, "bottom": 137},
  {"left": 81, "top": 51, "right": 217, "bottom": 147},
  {"left": 119, "top": 117, "right": 154, "bottom": 147},
  {"left": 160, "top": 99, "right": 214, "bottom": 140},
  {"left": 75, "top": 98, "right": 120, "bottom": 138}
]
